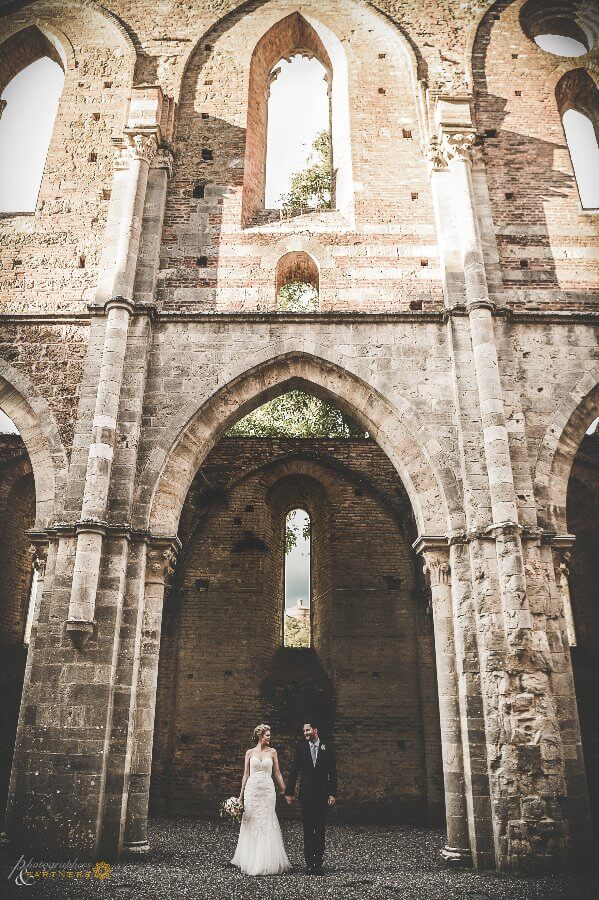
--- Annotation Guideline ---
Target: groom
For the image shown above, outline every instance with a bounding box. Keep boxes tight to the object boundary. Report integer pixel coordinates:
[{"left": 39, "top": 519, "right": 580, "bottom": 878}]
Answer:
[{"left": 285, "top": 721, "right": 337, "bottom": 875}]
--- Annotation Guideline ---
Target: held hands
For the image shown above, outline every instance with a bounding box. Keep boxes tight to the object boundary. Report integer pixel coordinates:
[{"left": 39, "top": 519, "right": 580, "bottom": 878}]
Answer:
[
  {"left": 284, "top": 794, "right": 294, "bottom": 805},
  {"left": 328, "top": 796, "right": 336, "bottom": 807}
]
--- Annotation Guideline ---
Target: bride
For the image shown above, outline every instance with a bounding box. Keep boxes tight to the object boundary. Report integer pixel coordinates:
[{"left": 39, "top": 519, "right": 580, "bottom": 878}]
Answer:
[{"left": 231, "top": 723, "right": 291, "bottom": 876}]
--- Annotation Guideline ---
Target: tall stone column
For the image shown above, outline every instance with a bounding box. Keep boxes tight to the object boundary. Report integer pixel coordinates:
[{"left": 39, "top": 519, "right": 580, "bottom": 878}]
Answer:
[
  {"left": 426, "top": 96, "right": 582, "bottom": 870},
  {"left": 123, "top": 538, "right": 179, "bottom": 855},
  {"left": 417, "top": 539, "right": 471, "bottom": 866},
  {"left": 66, "top": 132, "right": 157, "bottom": 649}
]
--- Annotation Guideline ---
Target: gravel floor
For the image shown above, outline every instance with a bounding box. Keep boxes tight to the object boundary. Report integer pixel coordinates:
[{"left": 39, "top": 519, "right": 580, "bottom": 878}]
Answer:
[{"left": 1, "top": 818, "right": 598, "bottom": 900}]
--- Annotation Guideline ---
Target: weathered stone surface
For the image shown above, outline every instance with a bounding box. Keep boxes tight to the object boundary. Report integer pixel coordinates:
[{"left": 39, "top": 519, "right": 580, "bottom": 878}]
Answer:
[{"left": 0, "top": 0, "right": 597, "bottom": 875}]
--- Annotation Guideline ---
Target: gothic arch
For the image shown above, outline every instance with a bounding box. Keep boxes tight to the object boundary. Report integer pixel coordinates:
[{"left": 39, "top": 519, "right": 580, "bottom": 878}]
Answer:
[
  {"left": 0, "top": 360, "right": 68, "bottom": 528},
  {"left": 138, "top": 351, "right": 463, "bottom": 540},
  {"left": 534, "top": 365, "right": 599, "bottom": 532}
]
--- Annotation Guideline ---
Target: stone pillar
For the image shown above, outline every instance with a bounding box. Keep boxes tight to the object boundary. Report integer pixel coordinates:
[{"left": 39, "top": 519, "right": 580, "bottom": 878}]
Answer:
[
  {"left": 425, "top": 95, "right": 586, "bottom": 870},
  {"left": 65, "top": 132, "right": 157, "bottom": 649},
  {"left": 417, "top": 539, "right": 471, "bottom": 866},
  {"left": 122, "top": 538, "right": 179, "bottom": 855}
]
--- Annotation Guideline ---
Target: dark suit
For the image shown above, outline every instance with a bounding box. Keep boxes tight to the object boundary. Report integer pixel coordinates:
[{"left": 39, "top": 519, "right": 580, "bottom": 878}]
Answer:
[{"left": 286, "top": 740, "right": 337, "bottom": 870}]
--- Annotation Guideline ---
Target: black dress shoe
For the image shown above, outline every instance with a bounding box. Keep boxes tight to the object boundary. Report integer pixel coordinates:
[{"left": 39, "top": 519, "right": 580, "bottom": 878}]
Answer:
[
  {"left": 306, "top": 865, "right": 315, "bottom": 874},
  {"left": 313, "top": 864, "right": 324, "bottom": 876}
]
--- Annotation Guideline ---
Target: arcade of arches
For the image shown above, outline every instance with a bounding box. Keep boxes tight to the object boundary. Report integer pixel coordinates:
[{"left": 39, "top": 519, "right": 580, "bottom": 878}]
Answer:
[{"left": 0, "top": 0, "right": 598, "bottom": 879}]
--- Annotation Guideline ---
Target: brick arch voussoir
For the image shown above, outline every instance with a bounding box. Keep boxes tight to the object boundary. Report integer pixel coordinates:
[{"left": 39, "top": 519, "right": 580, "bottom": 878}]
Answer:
[
  {"left": 139, "top": 352, "right": 462, "bottom": 540},
  {"left": 534, "top": 365, "right": 599, "bottom": 532},
  {"left": 0, "top": 361, "right": 68, "bottom": 528}
]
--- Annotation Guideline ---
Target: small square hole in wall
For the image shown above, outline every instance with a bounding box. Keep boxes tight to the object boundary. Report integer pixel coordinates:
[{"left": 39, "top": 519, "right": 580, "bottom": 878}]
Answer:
[
  {"left": 103, "top": 81, "right": 112, "bottom": 89},
  {"left": 411, "top": 192, "right": 419, "bottom": 200},
  {"left": 201, "top": 112, "right": 209, "bottom": 119},
  {"left": 378, "top": 87, "right": 386, "bottom": 94},
  {"left": 402, "top": 129, "right": 412, "bottom": 139},
  {"left": 409, "top": 299, "right": 422, "bottom": 310},
  {"left": 197, "top": 256, "right": 208, "bottom": 267},
  {"left": 484, "top": 128, "right": 497, "bottom": 138},
  {"left": 88, "top": 152, "right": 97, "bottom": 162},
  {"left": 397, "top": 740, "right": 406, "bottom": 750},
  {"left": 378, "top": 52, "right": 386, "bottom": 59},
  {"left": 102, "top": 189, "right": 111, "bottom": 200},
  {"left": 204, "top": 43, "right": 212, "bottom": 51},
  {"left": 92, "top": 112, "right": 100, "bottom": 121},
  {"left": 244, "top": 504, "right": 254, "bottom": 512},
  {"left": 512, "top": 53, "right": 519, "bottom": 59},
  {"left": 193, "top": 182, "right": 205, "bottom": 199},
  {"left": 233, "top": 516, "right": 242, "bottom": 525},
  {"left": 188, "top": 672, "right": 194, "bottom": 679},
  {"left": 202, "top": 148, "right": 213, "bottom": 160},
  {"left": 520, "top": 259, "right": 529, "bottom": 268},
  {"left": 515, "top": 90, "right": 522, "bottom": 97},
  {"left": 77, "top": 254, "right": 85, "bottom": 268},
  {"left": 420, "top": 259, "right": 428, "bottom": 267},
  {"left": 195, "top": 578, "right": 210, "bottom": 592},
  {"left": 505, "top": 192, "right": 515, "bottom": 201},
  {"left": 205, "top": 79, "right": 213, "bottom": 86}
]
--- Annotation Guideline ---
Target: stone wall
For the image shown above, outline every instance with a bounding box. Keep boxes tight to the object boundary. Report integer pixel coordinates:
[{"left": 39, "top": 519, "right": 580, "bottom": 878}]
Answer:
[{"left": 0, "top": 0, "right": 597, "bottom": 873}]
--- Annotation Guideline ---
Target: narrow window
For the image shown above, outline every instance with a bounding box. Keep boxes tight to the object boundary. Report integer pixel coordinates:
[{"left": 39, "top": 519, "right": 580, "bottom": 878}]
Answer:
[
  {"left": 562, "top": 109, "right": 599, "bottom": 209},
  {"left": 242, "top": 12, "right": 353, "bottom": 225},
  {"left": 265, "top": 55, "right": 331, "bottom": 213},
  {"left": 284, "top": 509, "right": 311, "bottom": 648},
  {"left": 0, "top": 55, "right": 64, "bottom": 212}
]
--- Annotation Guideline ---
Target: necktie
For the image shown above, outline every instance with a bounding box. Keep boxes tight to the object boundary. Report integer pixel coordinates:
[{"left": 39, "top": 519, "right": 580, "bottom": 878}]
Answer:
[{"left": 311, "top": 742, "right": 317, "bottom": 766}]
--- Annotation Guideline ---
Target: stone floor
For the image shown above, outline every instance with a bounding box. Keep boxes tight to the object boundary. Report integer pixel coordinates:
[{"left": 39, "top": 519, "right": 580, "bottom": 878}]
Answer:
[{"left": 1, "top": 818, "right": 598, "bottom": 900}]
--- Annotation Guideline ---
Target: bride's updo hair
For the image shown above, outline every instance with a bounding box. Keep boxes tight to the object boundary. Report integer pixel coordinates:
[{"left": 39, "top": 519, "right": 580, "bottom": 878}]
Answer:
[{"left": 253, "top": 723, "right": 270, "bottom": 742}]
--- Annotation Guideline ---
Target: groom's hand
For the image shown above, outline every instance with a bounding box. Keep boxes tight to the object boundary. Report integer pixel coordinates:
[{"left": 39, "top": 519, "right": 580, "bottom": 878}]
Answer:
[
  {"left": 328, "top": 796, "right": 336, "bottom": 806},
  {"left": 284, "top": 795, "right": 293, "bottom": 805}
]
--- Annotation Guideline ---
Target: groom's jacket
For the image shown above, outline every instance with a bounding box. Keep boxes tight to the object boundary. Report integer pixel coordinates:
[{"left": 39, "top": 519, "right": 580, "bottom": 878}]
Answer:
[{"left": 287, "top": 740, "right": 337, "bottom": 804}]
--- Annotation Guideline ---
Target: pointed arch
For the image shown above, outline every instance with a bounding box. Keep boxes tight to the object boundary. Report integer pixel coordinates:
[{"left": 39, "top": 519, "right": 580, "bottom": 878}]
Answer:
[
  {"left": 137, "top": 352, "right": 463, "bottom": 539},
  {"left": 0, "top": 360, "right": 68, "bottom": 528},
  {"left": 534, "top": 365, "right": 599, "bottom": 532}
]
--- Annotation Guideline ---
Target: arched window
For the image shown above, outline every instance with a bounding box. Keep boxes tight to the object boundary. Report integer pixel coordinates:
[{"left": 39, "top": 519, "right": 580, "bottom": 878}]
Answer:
[
  {"left": 0, "top": 27, "right": 65, "bottom": 213},
  {"left": 276, "top": 251, "right": 319, "bottom": 311},
  {"left": 555, "top": 69, "right": 599, "bottom": 211},
  {"left": 284, "top": 508, "right": 311, "bottom": 648},
  {"left": 243, "top": 12, "right": 352, "bottom": 225},
  {"left": 265, "top": 54, "right": 331, "bottom": 214}
]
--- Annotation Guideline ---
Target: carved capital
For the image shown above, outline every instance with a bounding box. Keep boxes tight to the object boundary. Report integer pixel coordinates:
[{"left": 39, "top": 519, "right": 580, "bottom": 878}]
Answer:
[
  {"left": 29, "top": 541, "right": 48, "bottom": 578},
  {"left": 114, "top": 132, "right": 158, "bottom": 169},
  {"left": 146, "top": 538, "right": 180, "bottom": 585},
  {"left": 152, "top": 146, "right": 175, "bottom": 177},
  {"left": 422, "top": 552, "right": 451, "bottom": 588},
  {"left": 427, "top": 130, "right": 477, "bottom": 170}
]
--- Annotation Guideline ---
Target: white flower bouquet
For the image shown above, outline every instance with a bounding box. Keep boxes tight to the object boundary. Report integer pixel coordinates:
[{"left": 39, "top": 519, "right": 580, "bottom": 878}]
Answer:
[{"left": 220, "top": 796, "right": 244, "bottom": 823}]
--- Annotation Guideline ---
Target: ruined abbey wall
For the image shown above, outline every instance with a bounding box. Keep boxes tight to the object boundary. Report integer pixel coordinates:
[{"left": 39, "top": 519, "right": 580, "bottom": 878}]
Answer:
[{"left": 0, "top": 0, "right": 597, "bottom": 874}]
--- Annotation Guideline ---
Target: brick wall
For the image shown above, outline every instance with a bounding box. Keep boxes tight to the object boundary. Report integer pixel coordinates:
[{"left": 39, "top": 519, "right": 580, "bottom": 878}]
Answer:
[
  {"left": 567, "top": 432, "right": 599, "bottom": 824},
  {"left": 0, "top": 433, "right": 35, "bottom": 826},
  {"left": 150, "top": 437, "right": 443, "bottom": 823}
]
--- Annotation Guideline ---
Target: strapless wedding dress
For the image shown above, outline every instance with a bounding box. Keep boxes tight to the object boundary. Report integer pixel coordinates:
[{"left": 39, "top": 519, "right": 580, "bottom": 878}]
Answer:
[{"left": 231, "top": 755, "right": 291, "bottom": 876}]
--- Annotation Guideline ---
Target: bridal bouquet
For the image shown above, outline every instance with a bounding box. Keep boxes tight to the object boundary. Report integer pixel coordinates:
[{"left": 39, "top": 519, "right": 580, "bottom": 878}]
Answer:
[{"left": 220, "top": 796, "right": 243, "bottom": 824}]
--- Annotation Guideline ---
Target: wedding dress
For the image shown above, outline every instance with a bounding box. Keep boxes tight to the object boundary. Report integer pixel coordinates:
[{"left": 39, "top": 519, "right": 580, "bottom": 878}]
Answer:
[{"left": 231, "top": 755, "right": 291, "bottom": 876}]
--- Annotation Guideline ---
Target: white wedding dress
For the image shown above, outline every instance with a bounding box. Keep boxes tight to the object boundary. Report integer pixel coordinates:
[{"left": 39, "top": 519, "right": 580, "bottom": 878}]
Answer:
[{"left": 231, "top": 755, "right": 291, "bottom": 876}]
